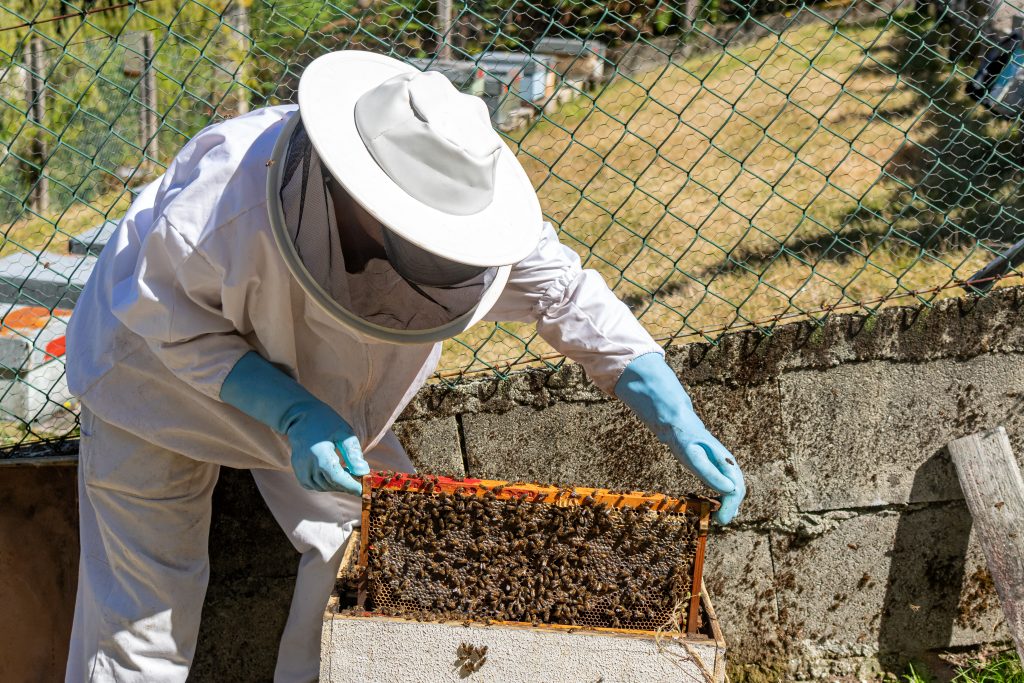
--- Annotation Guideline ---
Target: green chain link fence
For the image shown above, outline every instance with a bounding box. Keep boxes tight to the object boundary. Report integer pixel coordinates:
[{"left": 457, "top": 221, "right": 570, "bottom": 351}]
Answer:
[{"left": 1, "top": 0, "right": 1022, "bottom": 451}]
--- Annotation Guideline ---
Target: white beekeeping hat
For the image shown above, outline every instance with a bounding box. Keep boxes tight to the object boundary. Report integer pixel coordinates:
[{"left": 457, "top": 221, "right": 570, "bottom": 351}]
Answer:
[
  {"left": 299, "top": 50, "right": 542, "bottom": 267},
  {"left": 266, "top": 50, "right": 543, "bottom": 344}
]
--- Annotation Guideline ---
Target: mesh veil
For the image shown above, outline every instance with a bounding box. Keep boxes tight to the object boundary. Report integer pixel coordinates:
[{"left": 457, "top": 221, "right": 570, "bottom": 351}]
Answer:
[{"left": 277, "top": 118, "right": 499, "bottom": 336}]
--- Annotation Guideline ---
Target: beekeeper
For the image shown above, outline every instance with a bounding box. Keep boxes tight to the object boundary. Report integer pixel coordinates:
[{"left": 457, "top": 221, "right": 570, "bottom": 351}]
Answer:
[{"left": 64, "top": 50, "right": 745, "bottom": 682}]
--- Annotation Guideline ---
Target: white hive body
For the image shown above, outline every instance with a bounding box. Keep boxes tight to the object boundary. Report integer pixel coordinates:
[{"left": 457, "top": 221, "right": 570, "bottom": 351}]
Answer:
[{"left": 321, "top": 585, "right": 726, "bottom": 683}]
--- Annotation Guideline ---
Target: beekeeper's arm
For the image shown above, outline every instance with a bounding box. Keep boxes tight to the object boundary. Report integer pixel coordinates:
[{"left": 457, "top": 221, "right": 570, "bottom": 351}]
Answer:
[
  {"left": 110, "top": 216, "right": 367, "bottom": 494},
  {"left": 486, "top": 223, "right": 745, "bottom": 524}
]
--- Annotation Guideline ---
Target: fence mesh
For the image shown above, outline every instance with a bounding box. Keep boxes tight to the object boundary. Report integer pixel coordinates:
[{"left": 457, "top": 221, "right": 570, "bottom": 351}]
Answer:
[{"left": 0, "top": 0, "right": 1022, "bottom": 450}]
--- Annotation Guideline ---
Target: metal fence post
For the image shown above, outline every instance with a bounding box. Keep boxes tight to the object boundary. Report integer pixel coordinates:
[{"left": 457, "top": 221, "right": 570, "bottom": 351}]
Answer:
[{"left": 23, "top": 37, "right": 48, "bottom": 214}]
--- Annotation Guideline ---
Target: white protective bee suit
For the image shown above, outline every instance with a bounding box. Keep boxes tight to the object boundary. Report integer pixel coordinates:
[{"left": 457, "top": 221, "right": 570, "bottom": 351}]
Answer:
[{"left": 64, "top": 88, "right": 663, "bottom": 681}]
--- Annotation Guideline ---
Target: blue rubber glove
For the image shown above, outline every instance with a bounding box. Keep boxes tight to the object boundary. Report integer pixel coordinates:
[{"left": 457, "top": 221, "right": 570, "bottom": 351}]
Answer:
[
  {"left": 220, "top": 351, "right": 369, "bottom": 494},
  {"left": 614, "top": 353, "right": 746, "bottom": 525}
]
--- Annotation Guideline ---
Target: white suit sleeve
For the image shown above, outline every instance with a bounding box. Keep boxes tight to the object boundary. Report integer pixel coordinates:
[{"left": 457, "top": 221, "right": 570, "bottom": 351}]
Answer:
[
  {"left": 110, "top": 217, "right": 253, "bottom": 400},
  {"left": 486, "top": 223, "right": 664, "bottom": 393}
]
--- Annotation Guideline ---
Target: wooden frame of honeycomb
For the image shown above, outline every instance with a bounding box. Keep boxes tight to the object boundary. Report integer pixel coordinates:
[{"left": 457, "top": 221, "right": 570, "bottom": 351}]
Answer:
[{"left": 357, "top": 472, "right": 717, "bottom": 636}]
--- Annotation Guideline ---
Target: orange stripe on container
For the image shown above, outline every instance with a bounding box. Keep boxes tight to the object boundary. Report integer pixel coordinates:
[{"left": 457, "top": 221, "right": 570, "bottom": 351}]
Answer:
[
  {"left": 44, "top": 336, "right": 66, "bottom": 361},
  {"left": 1, "top": 307, "right": 72, "bottom": 334}
]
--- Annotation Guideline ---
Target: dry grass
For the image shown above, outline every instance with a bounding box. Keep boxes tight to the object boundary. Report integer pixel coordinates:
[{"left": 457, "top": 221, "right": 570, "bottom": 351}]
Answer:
[
  {"left": 1, "top": 189, "right": 135, "bottom": 258},
  {"left": 442, "top": 12, "right": 1022, "bottom": 375}
]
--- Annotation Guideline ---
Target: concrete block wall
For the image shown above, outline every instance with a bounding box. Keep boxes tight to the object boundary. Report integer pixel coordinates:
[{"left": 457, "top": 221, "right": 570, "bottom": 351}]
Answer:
[
  {"left": 3, "top": 287, "right": 1021, "bottom": 681},
  {"left": 388, "top": 286, "right": 1024, "bottom": 680}
]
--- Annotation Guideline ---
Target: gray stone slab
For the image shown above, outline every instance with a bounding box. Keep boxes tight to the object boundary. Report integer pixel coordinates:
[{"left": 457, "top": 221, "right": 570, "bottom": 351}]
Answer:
[
  {"left": 67, "top": 220, "right": 118, "bottom": 256},
  {"left": 462, "top": 382, "right": 792, "bottom": 522},
  {"left": 407, "top": 287, "right": 1024, "bottom": 423},
  {"left": 690, "top": 381, "right": 796, "bottom": 521},
  {"left": 0, "top": 336, "right": 31, "bottom": 375},
  {"left": 399, "top": 361, "right": 604, "bottom": 421},
  {"left": 770, "top": 504, "right": 1008, "bottom": 671},
  {"left": 0, "top": 252, "right": 96, "bottom": 309},
  {"left": 0, "top": 360, "right": 70, "bottom": 425},
  {"left": 703, "top": 528, "right": 782, "bottom": 677},
  {"left": 950, "top": 537, "right": 1009, "bottom": 649},
  {"left": 392, "top": 417, "right": 464, "bottom": 477},
  {"left": 673, "top": 286, "right": 1024, "bottom": 387},
  {"left": 462, "top": 400, "right": 682, "bottom": 491},
  {"left": 782, "top": 354, "right": 1024, "bottom": 511}
]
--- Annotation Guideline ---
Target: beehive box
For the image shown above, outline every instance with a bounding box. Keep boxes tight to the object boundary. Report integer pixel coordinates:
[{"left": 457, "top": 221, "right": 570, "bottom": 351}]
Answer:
[
  {"left": 321, "top": 470, "right": 726, "bottom": 682},
  {"left": 321, "top": 582, "right": 726, "bottom": 682},
  {"left": 356, "top": 473, "right": 716, "bottom": 636}
]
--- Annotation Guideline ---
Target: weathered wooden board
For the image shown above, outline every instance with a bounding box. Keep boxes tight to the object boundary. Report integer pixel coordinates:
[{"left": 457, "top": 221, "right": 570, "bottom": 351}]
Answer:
[{"left": 949, "top": 427, "right": 1024, "bottom": 660}]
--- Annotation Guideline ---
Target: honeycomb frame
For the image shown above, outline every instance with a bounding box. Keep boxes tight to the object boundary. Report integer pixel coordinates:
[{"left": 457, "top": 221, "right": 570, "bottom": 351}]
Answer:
[{"left": 357, "top": 472, "right": 717, "bottom": 636}]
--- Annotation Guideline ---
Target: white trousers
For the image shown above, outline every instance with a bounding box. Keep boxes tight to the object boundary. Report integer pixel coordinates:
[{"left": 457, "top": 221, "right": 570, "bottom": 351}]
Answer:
[{"left": 66, "top": 410, "right": 412, "bottom": 683}]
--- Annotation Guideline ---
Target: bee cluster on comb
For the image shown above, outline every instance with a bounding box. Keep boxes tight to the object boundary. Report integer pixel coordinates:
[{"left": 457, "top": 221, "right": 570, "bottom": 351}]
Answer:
[{"left": 356, "top": 472, "right": 715, "bottom": 635}]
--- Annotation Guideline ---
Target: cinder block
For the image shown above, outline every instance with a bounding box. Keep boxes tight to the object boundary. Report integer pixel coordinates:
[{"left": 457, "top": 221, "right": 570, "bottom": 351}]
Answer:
[
  {"left": 689, "top": 381, "right": 796, "bottom": 521},
  {"left": 392, "top": 417, "right": 464, "bottom": 477},
  {"left": 0, "top": 360, "right": 71, "bottom": 425},
  {"left": 0, "top": 252, "right": 96, "bottom": 309},
  {"left": 672, "top": 287, "right": 1024, "bottom": 387},
  {"left": 462, "top": 400, "right": 698, "bottom": 497},
  {"left": 703, "top": 529, "right": 781, "bottom": 667},
  {"left": 950, "top": 537, "right": 1009, "bottom": 648},
  {"left": 461, "top": 382, "right": 792, "bottom": 522},
  {"left": 781, "top": 354, "right": 1024, "bottom": 511},
  {"left": 770, "top": 505, "right": 1008, "bottom": 665}
]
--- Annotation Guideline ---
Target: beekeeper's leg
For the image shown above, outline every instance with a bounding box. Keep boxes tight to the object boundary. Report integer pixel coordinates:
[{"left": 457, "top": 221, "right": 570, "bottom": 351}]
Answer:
[
  {"left": 252, "top": 429, "right": 414, "bottom": 683},
  {"left": 66, "top": 409, "right": 220, "bottom": 683}
]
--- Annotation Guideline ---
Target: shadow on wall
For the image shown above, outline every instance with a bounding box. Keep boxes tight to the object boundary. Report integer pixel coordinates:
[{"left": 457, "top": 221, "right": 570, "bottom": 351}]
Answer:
[
  {"left": 190, "top": 467, "right": 299, "bottom": 681},
  {"left": 876, "top": 448, "right": 973, "bottom": 673},
  {"left": 0, "top": 464, "right": 79, "bottom": 683}
]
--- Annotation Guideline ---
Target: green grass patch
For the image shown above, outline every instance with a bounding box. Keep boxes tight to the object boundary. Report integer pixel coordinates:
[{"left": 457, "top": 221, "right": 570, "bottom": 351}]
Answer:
[{"left": 902, "top": 652, "right": 1024, "bottom": 683}]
